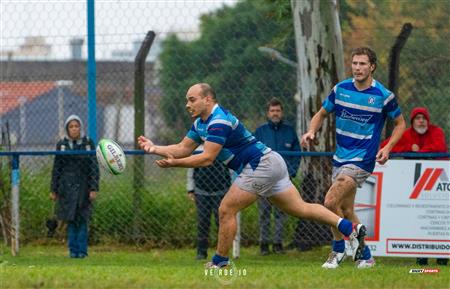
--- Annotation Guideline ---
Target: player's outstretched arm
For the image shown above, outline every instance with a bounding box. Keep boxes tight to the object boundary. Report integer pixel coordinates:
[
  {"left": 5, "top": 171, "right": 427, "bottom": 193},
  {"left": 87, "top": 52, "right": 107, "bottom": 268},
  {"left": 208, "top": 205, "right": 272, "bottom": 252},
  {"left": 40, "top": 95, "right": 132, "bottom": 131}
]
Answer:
[
  {"left": 376, "top": 114, "right": 406, "bottom": 164},
  {"left": 301, "top": 107, "right": 328, "bottom": 150},
  {"left": 156, "top": 141, "right": 222, "bottom": 168},
  {"left": 138, "top": 136, "right": 198, "bottom": 159}
]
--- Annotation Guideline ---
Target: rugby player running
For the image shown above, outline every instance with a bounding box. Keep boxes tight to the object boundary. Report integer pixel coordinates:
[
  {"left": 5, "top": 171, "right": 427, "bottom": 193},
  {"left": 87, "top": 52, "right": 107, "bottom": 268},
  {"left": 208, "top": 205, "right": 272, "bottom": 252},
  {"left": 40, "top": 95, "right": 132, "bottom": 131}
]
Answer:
[{"left": 138, "top": 83, "right": 368, "bottom": 268}]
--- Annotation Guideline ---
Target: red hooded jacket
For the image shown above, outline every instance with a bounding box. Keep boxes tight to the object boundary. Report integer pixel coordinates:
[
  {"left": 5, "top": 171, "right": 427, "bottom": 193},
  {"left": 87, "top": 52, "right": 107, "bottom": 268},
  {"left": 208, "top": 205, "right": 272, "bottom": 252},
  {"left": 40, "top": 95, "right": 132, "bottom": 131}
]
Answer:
[{"left": 381, "top": 107, "right": 447, "bottom": 153}]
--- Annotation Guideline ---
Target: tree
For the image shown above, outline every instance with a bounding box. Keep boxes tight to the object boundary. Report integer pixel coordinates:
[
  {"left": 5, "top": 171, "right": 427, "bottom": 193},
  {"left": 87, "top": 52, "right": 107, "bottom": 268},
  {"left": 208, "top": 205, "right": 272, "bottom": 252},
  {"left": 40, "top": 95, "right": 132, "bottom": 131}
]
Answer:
[
  {"left": 291, "top": 0, "right": 344, "bottom": 146},
  {"left": 290, "top": 0, "right": 345, "bottom": 198},
  {"left": 159, "top": 0, "right": 297, "bottom": 142}
]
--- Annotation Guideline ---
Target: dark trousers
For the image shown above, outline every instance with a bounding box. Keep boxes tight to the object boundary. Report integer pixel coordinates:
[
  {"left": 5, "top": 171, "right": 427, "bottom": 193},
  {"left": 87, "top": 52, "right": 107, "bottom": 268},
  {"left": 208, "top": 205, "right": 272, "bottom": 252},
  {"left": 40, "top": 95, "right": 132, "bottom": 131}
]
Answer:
[
  {"left": 67, "top": 219, "right": 88, "bottom": 257},
  {"left": 258, "top": 197, "right": 286, "bottom": 244},
  {"left": 195, "top": 194, "right": 223, "bottom": 253},
  {"left": 291, "top": 173, "right": 332, "bottom": 249}
]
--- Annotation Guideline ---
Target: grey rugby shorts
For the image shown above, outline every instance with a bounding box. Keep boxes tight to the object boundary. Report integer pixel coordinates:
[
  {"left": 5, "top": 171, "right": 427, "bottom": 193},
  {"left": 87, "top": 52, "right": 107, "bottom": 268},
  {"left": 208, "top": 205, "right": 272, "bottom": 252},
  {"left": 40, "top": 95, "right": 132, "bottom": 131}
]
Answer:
[
  {"left": 234, "top": 151, "right": 292, "bottom": 197},
  {"left": 332, "top": 164, "right": 371, "bottom": 187}
]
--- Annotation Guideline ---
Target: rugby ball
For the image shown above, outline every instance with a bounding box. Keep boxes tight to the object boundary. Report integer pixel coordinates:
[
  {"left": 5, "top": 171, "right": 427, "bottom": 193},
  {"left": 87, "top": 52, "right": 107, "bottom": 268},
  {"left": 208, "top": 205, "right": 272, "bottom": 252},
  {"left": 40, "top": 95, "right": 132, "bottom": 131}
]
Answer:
[{"left": 96, "top": 139, "right": 126, "bottom": 175}]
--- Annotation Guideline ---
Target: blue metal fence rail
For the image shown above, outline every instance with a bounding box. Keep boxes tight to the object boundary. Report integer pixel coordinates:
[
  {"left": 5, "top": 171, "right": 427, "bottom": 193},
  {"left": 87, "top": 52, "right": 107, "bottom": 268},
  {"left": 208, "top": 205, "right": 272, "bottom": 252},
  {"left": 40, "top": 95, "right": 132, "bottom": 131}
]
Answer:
[{"left": 1, "top": 150, "right": 449, "bottom": 158}]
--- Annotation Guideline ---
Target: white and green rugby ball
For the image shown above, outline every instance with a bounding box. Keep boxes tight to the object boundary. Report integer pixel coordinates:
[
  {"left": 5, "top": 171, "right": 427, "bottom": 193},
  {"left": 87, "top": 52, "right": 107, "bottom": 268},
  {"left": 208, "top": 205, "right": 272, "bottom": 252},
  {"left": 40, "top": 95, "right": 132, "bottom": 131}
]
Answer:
[{"left": 96, "top": 139, "right": 126, "bottom": 175}]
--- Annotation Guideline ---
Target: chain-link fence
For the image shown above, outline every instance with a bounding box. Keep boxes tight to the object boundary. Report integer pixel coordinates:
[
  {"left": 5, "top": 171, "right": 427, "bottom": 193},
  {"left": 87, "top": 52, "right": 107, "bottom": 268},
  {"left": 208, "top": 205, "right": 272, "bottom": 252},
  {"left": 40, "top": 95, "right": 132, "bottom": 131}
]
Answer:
[
  {"left": 0, "top": 152, "right": 333, "bottom": 250},
  {"left": 1, "top": 0, "right": 449, "bottom": 252}
]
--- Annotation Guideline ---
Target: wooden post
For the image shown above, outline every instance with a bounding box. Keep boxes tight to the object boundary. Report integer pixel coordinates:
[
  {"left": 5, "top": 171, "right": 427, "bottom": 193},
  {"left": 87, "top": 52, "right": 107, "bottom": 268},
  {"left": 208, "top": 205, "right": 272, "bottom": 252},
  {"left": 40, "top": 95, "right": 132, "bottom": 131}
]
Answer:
[{"left": 386, "top": 23, "right": 413, "bottom": 138}]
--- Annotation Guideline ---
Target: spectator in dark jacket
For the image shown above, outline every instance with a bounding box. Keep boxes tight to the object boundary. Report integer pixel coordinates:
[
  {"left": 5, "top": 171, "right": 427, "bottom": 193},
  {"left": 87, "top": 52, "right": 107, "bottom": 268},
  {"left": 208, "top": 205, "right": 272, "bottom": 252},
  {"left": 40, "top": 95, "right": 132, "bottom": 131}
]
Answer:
[
  {"left": 50, "top": 114, "right": 99, "bottom": 258},
  {"left": 187, "top": 145, "right": 231, "bottom": 260},
  {"left": 254, "top": 98, "right": 301, "bottom": 255}
]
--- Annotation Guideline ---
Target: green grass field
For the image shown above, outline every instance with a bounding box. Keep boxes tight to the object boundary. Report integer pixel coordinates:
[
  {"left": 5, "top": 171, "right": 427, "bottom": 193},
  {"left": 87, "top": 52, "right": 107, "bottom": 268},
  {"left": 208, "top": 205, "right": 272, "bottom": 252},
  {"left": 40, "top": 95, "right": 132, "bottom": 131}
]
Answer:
[{"left": 1, "top": 245, "right": 448, "bottom": 289}]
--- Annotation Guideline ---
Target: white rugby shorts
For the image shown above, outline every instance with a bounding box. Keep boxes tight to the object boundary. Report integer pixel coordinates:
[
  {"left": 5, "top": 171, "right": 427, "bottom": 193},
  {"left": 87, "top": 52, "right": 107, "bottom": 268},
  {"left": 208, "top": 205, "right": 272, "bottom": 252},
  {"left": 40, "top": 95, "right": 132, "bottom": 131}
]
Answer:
[{"left": 234, "top": 151, "right": 292, "bottom": 197}]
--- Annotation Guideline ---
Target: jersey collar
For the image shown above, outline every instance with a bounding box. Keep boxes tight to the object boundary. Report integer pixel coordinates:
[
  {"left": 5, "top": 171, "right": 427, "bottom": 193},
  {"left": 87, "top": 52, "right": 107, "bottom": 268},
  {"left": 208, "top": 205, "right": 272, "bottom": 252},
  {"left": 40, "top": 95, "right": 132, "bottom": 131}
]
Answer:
[
  {"left": 200, "top": 103, "right": 219, "bottom": 124},
  {"left": 352, "top": 78, "right": 376, "bottom": 91}
]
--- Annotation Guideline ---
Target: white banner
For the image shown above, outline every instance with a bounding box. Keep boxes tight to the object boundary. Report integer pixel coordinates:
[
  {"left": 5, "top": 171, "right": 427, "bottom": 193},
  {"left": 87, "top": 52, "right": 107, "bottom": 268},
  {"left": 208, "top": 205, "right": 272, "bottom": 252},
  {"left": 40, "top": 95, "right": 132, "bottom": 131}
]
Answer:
[{"left": 354, "top": 160, "right": 450, "bottom": 258}]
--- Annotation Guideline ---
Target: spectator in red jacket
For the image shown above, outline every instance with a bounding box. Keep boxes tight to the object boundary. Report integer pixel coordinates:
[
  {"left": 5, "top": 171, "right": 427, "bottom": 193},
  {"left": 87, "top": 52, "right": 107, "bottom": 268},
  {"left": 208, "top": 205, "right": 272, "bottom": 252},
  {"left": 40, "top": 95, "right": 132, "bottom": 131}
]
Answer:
[
  {"left": 381, "top": 107, "right": 447, "bottom": 154},
  {"left": 381, "top": 106, "right": 448, "bottom": 266}
]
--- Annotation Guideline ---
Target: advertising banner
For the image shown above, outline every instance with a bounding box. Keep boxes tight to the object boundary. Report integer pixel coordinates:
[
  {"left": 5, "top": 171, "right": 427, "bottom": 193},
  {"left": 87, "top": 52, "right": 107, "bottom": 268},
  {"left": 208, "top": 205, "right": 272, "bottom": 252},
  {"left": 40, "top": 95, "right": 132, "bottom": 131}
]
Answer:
[{"left": 355, "top": 160, "right": 450, "bottom": 258}]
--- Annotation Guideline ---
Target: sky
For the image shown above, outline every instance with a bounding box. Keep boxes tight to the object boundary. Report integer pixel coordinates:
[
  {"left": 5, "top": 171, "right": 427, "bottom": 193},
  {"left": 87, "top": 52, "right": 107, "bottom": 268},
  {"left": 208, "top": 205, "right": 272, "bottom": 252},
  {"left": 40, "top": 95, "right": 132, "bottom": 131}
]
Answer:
[{"left": 0, "top": 0, "right": 238, "bottom": 60}]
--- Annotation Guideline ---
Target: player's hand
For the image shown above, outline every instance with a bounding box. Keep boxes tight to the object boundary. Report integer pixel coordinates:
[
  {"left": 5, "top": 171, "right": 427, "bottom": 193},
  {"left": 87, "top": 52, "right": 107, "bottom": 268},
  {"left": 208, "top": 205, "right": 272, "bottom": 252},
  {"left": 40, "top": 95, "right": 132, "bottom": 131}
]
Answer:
[
  {"left": 301, "top": 131, "right": 315, "bottom": 150},
  {"left": 50, "top": 192, "right": 57, "bottom": 201},
  {"left": 155, "top": 154, "right": 176, "bottom": 168},
  {"left": 89, "top": 191, "right": 97, "bottom": 201},
  {"left": 138, "top": 135, "right": 155, "bottom": 154},
  {"left": 376, "top": 147, "right": 390, "bottom": 165}
]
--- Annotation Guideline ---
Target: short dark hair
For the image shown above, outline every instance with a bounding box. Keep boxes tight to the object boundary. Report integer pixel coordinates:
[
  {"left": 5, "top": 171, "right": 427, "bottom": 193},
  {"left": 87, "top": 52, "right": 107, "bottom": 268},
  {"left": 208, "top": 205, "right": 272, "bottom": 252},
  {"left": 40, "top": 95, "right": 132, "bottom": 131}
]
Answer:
[
  {"left": 266, "top": 97, "right": 283, "bottom": 111},
  {"left": 351, "top": 47, "right": 377, "bottom": 72},
  {"left": 199, "top": 83, "right": 216, "bottom": 100}
]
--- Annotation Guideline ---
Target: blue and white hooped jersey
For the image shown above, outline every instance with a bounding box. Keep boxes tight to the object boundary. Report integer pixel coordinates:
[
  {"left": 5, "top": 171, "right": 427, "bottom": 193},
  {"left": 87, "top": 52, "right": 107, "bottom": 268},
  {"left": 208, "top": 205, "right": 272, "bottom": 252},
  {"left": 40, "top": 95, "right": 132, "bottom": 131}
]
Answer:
[
  {"left": 187, "top": 104, "right": 271, "bottom": 173},
  {"left": 322, "top": 78, "right": 401, "bottom": 172}
]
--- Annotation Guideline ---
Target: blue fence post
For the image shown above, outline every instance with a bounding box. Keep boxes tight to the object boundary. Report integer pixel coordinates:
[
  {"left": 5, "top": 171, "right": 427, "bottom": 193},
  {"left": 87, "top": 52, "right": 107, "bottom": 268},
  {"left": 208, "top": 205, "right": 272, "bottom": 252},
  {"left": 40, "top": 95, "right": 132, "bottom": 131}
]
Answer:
[
  {"left": 11, "top": 154, "right": 20, "bottom": 256},
  {"left": 87, "top": 0, "right": 97, "bottom": 143}
]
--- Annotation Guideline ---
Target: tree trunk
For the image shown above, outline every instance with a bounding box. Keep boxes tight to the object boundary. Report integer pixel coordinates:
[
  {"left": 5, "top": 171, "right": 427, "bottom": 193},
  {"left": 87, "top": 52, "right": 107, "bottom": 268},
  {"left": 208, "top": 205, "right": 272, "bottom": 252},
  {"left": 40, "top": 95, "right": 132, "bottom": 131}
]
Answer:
[{"left": 291, "top": 0, "right": 344, "bottom": 200}]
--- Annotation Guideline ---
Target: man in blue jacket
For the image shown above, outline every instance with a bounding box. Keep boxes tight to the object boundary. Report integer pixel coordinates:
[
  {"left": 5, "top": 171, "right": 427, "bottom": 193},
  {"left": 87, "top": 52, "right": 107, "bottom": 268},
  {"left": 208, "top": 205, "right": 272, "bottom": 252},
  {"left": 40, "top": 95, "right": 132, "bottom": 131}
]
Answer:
[{"left": 254, "top": 98, "right": 301, "bottom": 255}]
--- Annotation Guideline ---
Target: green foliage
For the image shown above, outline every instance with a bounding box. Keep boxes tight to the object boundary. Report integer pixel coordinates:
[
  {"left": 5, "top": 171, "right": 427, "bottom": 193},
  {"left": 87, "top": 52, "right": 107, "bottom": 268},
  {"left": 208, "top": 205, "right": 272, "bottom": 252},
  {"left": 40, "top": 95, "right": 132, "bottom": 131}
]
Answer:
[
  {"left": 0, "top": 157, "right": 12, "bottom": 244},
  {"left": 19, "top": 163, "right": 55, "bottom": 242},
  {"left": 159, "top": 0, "right": 297, "bottom": 141},
  {"left": 1, "top": 245, "right": 449, "bottom": 289}
]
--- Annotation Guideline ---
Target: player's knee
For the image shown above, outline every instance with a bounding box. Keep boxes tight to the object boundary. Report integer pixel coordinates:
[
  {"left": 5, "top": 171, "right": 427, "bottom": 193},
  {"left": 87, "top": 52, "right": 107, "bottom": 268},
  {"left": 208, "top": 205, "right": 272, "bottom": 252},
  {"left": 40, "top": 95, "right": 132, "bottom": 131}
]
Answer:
[
  {"left": 218, "top": 204, "right": 234, "bottom": 220},
  {"left": 342, "top": 207, "right": 354, "bottom": 219}
]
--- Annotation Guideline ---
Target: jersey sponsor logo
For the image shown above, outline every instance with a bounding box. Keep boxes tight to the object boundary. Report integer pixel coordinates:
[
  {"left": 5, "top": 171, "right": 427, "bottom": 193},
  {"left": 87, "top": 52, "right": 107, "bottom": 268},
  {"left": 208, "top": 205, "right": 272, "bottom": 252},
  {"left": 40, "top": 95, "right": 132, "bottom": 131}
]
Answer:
[{"left": 340, "top": 109, "right": 373, "bottom": 125}]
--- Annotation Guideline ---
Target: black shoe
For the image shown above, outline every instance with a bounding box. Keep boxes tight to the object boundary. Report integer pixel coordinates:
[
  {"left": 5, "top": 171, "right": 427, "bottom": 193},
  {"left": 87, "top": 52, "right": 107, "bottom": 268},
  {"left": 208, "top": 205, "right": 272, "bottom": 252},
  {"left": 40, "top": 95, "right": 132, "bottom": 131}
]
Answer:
[
  {"left": 196, "top": 253, "right": 207, "bottom": 260},
  {"left": 260, "top": 243, "right": 270, "bottom": 256},
  {"left": 196, "top": 249, "right": 207, "bottom": 260},
  {"left": 272, "top": 243, "right": 285, "bottom": 254},
  {"left": 437, "top": 258, "right": 448, "bottom": 266},
  {"left": 416, "top": 258, "right": 428, "bottom": 265}
]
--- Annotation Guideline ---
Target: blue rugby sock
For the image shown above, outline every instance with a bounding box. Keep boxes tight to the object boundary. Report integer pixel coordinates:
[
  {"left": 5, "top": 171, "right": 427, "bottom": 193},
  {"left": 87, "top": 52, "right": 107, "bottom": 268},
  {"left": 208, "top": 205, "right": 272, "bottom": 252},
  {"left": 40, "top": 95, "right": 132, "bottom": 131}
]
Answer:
[
  {"left": 332, "top": 239, "right": 345, "bottom": 253},
  {"left": 362, "top": 245, "right": 372, "bottom": 260},
  {"left": 337, "top": 218, "right": 353, "bottom": 237},
  {"left": 212, "top": 253, "right": 229, "bottom": 266}
]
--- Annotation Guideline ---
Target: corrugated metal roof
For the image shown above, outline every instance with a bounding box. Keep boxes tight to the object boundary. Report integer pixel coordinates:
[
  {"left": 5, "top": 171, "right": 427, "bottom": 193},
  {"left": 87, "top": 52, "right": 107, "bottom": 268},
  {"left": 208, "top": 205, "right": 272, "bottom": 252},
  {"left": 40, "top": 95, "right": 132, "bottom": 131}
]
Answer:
[{"left": 0, "top": 81, "right": 56, "bottom": 114}]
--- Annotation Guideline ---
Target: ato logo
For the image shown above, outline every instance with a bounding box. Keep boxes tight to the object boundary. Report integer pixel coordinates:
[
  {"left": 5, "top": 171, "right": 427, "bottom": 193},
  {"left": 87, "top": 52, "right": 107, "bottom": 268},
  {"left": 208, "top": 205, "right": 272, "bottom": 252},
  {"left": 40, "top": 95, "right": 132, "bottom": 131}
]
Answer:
[{"left": 409, "top": 163, "right": 449, "bottom": 199}]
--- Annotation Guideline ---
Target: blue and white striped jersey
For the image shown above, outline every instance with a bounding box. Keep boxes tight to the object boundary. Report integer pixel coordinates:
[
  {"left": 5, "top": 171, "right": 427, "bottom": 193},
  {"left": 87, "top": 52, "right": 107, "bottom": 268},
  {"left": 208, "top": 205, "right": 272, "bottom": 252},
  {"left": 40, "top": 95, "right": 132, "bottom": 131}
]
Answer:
[
  {"left": 323, "top": 78, "right": 401, "bottom": 172},
  {"left": 187, "top": 104, "right": 271, "bottom": 173}
]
